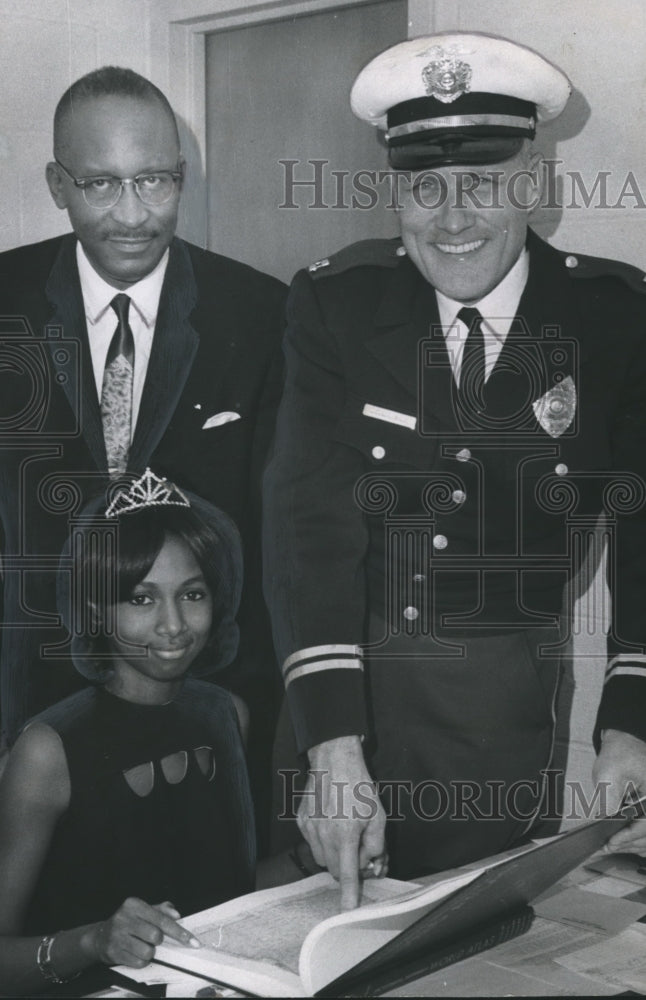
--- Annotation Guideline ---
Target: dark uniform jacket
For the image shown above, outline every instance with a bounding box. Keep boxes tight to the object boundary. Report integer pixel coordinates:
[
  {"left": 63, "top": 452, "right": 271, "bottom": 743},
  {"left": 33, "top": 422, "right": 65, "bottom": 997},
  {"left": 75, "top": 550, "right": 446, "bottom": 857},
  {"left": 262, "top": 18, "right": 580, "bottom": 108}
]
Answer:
[
  {"left": 0, "top": 234, "right": 286, "bottom": 748},
  {"left": 264, "top": 230, "right": 646, "bottom": 755}
]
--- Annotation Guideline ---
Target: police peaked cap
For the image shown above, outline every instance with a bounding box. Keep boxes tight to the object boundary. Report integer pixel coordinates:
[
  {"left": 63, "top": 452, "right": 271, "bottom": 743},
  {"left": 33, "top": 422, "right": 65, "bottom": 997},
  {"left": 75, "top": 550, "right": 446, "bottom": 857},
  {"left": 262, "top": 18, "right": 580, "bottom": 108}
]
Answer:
[{"left": 351, "top": 32, "right": 571, "bottom": 168}]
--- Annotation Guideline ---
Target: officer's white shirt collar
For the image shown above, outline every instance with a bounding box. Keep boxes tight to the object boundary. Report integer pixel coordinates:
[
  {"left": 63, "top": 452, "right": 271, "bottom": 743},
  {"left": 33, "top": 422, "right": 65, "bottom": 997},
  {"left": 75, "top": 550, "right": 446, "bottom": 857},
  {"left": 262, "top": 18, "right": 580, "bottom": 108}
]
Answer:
[
  {"left": 76, "top": 242, "right": 168, "bottom": 327},
  {"left": 436, "top": 248, "right": 529, "bottom": 382}
]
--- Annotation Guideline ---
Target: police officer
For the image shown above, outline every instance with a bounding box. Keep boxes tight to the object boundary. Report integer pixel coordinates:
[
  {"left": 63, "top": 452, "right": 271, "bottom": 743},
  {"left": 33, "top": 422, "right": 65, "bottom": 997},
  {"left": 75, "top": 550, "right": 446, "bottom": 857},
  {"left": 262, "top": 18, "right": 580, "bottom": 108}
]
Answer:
[{"left": 264, "top": 33, "right": 646, "bottom": 908}]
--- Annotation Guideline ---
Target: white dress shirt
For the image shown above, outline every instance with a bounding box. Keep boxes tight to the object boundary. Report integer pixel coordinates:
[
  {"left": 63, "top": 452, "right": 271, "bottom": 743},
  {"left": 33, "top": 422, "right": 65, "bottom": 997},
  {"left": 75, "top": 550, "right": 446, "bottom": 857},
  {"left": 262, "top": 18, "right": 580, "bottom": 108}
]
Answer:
[
  {"left": 436, "top": 249, "right": 529, "bottom": 386},
  {"left": 76, "top": 242, "right": 169, "bottom": 435}
]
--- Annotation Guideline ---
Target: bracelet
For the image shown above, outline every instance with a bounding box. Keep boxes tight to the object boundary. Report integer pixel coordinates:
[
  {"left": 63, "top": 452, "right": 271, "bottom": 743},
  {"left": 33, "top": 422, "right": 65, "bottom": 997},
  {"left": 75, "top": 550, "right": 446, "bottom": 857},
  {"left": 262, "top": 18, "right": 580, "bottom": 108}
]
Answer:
[{"left": 36, "top": 933, "right": 80, "bottom": 985}]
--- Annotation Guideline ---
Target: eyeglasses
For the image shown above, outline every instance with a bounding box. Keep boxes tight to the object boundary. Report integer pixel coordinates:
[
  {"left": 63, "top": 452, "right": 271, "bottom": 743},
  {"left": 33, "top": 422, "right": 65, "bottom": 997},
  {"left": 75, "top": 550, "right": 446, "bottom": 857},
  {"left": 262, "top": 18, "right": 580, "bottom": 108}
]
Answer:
[{"left": 54, "top": 158, "right": 183, "bottom": 209}]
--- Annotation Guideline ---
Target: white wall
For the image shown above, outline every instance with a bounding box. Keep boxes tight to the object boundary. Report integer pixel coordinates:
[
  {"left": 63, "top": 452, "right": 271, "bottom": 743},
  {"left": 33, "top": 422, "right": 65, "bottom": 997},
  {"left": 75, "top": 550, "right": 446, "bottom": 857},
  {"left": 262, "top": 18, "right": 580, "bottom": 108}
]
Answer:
[
  {"left": 5, "top": 0, "right": 645, "bottom": 263},
  {"left": 0, "top": 0, "right": 336, "bottom": 250},
  {"left": 0, "top": 0, "right": 152, "bottom": 251},
  {"left": 410, "top": 0, "right": 646, "bottom": 269}
]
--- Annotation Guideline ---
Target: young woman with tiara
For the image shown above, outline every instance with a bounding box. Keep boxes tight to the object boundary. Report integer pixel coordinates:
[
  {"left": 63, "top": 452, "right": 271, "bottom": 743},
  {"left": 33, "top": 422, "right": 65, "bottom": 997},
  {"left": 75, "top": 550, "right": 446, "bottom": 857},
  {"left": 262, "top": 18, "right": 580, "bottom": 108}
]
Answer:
[{"left": 0, "top": 469, "right": 256, "bottom": 994}]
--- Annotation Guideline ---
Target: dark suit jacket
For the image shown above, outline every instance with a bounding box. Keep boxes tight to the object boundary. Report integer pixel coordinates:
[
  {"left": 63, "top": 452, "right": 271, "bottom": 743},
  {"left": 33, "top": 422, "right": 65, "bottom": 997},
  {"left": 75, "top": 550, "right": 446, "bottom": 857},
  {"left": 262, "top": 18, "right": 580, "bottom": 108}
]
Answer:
[
  {"left": 264, "top": 230, "right": 646, "bottom": 754},
  {"left": 0, "top": 234, "right": 286, "bottom": 747}
]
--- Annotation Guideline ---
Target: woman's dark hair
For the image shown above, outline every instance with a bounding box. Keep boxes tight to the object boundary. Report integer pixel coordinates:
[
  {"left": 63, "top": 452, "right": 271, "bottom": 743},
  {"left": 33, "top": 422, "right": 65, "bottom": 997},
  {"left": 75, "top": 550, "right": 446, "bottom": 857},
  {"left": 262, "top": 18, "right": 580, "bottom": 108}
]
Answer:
[{"left": 60, "top": 496, "right": 242, "bottom": 682}]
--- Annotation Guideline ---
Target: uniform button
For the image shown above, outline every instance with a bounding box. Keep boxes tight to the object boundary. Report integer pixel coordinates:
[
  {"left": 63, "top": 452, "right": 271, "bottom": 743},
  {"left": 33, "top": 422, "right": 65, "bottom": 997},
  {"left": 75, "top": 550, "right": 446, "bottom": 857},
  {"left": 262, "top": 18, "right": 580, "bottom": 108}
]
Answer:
[
  {"left": 433, "top": 534, "right": 448, "bottom": 550},
  {"left": 372, "top": 446, "right": 386, "bottom": 460},
  {"left": 413, "top": 573, "right": 425, "bottom": 583},
  {"left": 564, "top": 255, "right": 578, "bottom": 269},
  {"left": 395, "top": 245, "right": 407, "bottom": 257},
  {"left": 403, "top": 606, "right": 419, "bottom": 620},
  {"left": 456, "top": 448, "right": 471, "bottom": 462},
  {"left": 555, "top": 463, "right": 568, "bottom": 476},
  {"left": 308, "top": 258, "right": 330, "bottom": 273},
  {"left": 452, "top": 489, "right": 466, "bottom": 504}
]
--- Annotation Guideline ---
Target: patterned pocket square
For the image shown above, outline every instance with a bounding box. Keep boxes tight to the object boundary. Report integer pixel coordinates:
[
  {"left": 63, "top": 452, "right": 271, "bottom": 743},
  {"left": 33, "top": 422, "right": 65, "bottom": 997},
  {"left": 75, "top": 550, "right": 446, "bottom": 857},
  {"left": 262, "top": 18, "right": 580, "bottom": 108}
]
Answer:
[
  {"left": 532, "top": 376, "right": 576, "bottom": 437},
  {"left": 201, "top": 411, "right": 241, "bottom": 430}
]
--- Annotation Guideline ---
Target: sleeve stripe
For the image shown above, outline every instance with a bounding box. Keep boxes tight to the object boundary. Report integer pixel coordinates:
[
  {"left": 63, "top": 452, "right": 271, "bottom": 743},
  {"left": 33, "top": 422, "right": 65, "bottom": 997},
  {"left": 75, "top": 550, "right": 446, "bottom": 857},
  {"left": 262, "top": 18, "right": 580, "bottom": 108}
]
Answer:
[
  {"left": 605, "top": 655, "right": 646, "bottom": 682},
  {"left": 283, "top": 643, "right": 361, "bottom": 672},
  {"left": 284, "top": 657, "right": 363, "bottom": 688}
]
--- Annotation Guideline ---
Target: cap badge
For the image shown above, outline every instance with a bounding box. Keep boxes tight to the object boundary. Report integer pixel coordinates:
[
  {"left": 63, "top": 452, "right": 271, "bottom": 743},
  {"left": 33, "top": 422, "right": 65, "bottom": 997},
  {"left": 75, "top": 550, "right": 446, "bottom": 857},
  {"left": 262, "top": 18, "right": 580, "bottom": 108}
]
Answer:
[{"left": 421, "top": 45, "right": 472, "bottom": 104}]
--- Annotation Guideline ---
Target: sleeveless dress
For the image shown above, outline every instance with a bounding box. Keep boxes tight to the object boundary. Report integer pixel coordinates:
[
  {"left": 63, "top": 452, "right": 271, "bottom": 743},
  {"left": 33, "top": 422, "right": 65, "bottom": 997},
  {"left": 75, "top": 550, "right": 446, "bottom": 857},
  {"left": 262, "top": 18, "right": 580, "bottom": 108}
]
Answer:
[{"left": 22, "top": 679, "right": 255, "bottom": 935}]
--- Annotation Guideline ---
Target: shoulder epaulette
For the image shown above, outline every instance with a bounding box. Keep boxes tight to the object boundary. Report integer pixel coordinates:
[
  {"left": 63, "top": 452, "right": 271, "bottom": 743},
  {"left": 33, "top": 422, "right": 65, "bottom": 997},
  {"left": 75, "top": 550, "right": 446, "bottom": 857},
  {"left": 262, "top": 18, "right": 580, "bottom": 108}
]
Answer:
[
  {"left": 307, "top": 239, "right": 406, "bottom": 278},
  {"left": 559, "top": 250, "right": 646, "bottom": 293}
]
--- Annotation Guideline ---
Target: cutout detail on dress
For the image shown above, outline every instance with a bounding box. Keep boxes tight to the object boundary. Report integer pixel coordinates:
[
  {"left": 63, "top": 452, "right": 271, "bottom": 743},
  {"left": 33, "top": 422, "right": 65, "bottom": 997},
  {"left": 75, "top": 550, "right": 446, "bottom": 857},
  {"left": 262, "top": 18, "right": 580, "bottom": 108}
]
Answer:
[
  {"left": 194, "top": 746, "right": 216, "bottom": 781},
  {"left": 123, "top": 760, "right": 155, "bottom": 797},
  {"left": 160, "top": 750, "right": 188, "bottom": 785}
]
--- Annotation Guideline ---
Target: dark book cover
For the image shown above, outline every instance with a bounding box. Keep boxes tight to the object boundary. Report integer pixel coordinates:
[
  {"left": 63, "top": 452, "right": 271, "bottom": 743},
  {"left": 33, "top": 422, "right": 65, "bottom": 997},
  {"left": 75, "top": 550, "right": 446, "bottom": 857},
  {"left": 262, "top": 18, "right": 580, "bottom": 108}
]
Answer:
[{"left": 317, "top": 802, "right": 644, "bottom": 997}]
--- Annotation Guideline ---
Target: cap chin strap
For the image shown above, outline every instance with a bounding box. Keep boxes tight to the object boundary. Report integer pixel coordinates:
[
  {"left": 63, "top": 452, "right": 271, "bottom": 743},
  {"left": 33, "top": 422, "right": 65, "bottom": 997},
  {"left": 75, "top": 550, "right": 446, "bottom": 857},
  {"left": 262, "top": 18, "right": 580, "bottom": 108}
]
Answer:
[{"left": 388, "top": 114, "right": 535, "bottom": 141}]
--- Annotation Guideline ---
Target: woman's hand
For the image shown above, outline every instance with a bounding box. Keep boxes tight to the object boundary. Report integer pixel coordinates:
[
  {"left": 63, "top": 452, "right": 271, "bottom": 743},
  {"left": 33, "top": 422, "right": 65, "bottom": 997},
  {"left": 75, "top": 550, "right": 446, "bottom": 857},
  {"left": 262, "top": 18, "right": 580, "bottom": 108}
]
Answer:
[{"left": 87, "top": 898, "right": 201, "bottom": 968}]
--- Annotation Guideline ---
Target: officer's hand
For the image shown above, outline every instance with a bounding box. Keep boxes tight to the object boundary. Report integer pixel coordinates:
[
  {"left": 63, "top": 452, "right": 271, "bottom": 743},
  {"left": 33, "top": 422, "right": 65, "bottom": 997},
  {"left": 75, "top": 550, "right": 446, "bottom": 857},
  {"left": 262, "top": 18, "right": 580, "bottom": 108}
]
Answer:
[
  {"left": 593, "top": 729, "right": 646, "bottom": 854},
  {"left": 87, "top": 898, "right": 201, "bottom": 968},
  {"left": 297, "top": 736, "right": 387, "bottom": 911}
]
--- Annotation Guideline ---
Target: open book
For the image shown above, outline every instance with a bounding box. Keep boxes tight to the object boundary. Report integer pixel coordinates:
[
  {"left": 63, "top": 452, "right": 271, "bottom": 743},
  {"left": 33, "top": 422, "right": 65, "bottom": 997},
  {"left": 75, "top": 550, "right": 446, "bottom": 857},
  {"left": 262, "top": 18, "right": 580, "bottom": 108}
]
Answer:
[{"left": 117, "top": 804, "right": 641, "bottom": 997}]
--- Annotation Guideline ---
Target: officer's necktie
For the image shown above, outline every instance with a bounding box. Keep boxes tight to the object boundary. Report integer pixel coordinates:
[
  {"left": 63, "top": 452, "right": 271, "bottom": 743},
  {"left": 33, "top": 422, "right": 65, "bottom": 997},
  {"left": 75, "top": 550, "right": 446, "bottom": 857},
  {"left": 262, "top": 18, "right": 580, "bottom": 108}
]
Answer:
[
  {"left": 457, "top": 306, "right": 485, "bottom": 404},
  {"left": 101, "top": 294, "right": 134, "bottom": 477}
]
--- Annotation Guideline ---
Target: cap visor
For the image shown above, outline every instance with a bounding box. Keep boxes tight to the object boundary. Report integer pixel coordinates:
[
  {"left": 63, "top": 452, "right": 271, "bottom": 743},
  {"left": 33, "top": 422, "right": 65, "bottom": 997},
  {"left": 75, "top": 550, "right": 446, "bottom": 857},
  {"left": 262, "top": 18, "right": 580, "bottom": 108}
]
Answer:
[{"left": 389, "top": 133, "right": 525, "bottom": 169}]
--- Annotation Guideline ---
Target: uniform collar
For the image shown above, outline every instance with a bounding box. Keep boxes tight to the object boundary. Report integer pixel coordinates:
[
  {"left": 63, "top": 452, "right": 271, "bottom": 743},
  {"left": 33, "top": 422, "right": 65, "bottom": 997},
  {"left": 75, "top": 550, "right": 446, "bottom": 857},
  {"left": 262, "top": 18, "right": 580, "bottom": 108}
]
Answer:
[
  {"left": 435, "top": 248, "right": 529, "bottom": 340},
  {"left": 76, "top": 241, "right": 169, "bottom": 328}
]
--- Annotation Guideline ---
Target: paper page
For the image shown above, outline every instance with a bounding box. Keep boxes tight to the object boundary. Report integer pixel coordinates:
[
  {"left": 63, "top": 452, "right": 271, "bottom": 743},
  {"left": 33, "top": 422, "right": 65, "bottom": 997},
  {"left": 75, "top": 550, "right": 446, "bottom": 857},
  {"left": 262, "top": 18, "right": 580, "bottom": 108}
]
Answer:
[
  {"left": 299, "top": 867, "right": 485, "bottom": 995},
  {"left": 582, "top": 874, "right": 646, "bottom": 897},
  {"left": 386, "top": 915, "right": 621, "bottom": 997},
  {"left": 557, "top": 922, "right": 646, "bottom": 992},
  {"left": 187, "top": 874, "right": 410, "bottom": 976},
  {"left": 85, "top": 990, "right": 146, "bottom": 999},
  {"left": 486, "top": 914, "right": 602, "bottom": 967},
  {"left": 586, "top": 851, "right": 646, "bottom": 886},
  {"left": 385, "top": 953, "right": 622, "bottom": 997},
  {"left": 533, "top": 886, "right": 646, "bottom": 934},
  {"left": 115, "top": 873, "right": 413, "bottom": 996},
  {"left": 123, "top": 949, "right": 301, "bottom": 998}
]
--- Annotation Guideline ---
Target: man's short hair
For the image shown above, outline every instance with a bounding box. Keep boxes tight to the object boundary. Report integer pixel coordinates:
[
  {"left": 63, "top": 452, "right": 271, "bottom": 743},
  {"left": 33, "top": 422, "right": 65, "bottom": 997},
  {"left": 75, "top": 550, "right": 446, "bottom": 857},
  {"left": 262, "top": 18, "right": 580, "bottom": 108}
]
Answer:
[{"left": 54, "top": 66, "right": 179, "bottom": 154}]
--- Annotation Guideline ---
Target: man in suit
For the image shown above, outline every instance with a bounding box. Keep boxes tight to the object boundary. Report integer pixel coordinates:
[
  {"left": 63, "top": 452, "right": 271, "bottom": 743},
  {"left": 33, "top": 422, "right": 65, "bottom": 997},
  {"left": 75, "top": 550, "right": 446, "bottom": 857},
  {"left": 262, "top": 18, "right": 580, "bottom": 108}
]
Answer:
[
  {"left": 264, "top": 33, "right": 646, "bottom": 905},
  {"left": 0, "top": 67, "right": 285, "bottom": 848}
]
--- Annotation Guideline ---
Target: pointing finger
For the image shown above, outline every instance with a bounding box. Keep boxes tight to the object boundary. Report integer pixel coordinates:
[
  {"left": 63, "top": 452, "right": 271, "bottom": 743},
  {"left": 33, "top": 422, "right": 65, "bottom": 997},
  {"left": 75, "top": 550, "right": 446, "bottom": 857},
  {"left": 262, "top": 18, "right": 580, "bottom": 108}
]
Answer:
[{"left": 338, "top": 835, "right": 361, "bottom": 911}]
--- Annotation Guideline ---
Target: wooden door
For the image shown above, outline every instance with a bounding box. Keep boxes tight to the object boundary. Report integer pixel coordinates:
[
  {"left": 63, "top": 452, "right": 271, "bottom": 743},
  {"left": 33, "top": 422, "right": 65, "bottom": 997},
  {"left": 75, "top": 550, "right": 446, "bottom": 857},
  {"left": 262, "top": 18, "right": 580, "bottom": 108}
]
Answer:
[{"left": 205, "top": 1, "right": 408, "bottom": 282}]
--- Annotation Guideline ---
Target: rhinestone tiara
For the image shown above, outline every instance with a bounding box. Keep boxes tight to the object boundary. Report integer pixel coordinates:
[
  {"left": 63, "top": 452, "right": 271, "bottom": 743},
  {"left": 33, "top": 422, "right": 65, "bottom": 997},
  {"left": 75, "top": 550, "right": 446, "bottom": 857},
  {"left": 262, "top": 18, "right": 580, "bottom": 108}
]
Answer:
[{"left": 105, "top": 468, "right": 191, "bottom": 518}]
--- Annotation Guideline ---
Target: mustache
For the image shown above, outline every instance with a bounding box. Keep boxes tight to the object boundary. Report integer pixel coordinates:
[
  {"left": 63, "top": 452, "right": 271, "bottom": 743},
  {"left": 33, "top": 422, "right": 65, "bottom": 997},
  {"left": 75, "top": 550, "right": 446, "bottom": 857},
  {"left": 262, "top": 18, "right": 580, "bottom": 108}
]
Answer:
[{"left": 104, "top": 230, "right": 160, "bottom": 240}]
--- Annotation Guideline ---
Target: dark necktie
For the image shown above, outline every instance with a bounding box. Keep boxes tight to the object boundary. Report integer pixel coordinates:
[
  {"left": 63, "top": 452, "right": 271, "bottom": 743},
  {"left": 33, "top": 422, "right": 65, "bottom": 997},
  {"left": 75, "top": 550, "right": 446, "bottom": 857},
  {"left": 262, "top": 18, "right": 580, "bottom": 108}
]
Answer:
[
  {"left": 457, "top": 306, "right": 485, "bottom": 407},
  {"left": 101, "top": 294, "right": 135, "bottom": 477}
]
